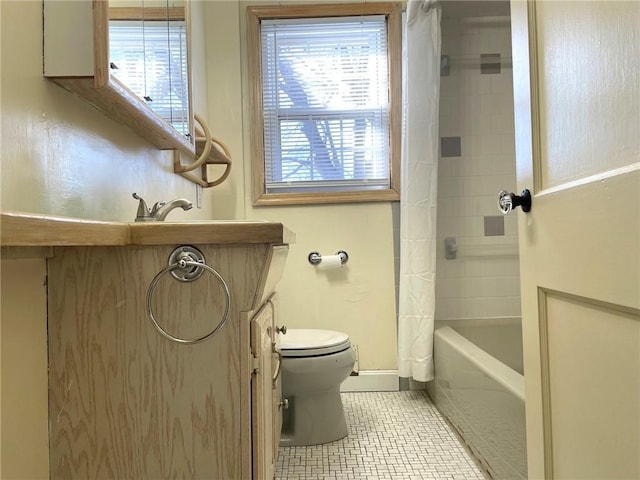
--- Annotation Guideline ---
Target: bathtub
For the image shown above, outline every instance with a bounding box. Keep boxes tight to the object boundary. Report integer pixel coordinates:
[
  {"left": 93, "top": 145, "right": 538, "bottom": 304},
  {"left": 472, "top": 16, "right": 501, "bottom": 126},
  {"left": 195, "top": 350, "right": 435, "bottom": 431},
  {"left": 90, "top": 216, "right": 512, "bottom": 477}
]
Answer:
[{"left": 429, "top": 318, "right": 527, "bottom": 480}]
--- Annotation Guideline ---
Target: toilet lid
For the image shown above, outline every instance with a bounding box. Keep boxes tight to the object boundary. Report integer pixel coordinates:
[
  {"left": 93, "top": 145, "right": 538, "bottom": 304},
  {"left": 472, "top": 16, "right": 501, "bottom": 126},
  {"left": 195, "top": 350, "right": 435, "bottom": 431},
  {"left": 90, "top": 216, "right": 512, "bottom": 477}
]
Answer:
[{"left": 280, "top": 329, "right": 351, "bottom": 357}]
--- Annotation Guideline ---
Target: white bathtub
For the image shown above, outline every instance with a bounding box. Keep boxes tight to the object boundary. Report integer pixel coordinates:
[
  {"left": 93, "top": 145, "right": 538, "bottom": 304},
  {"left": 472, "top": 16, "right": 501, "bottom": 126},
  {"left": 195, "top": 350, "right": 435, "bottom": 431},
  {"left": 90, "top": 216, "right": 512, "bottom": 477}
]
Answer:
[{"left": 430, "top": 318, "right": 527, "bottom": 479}]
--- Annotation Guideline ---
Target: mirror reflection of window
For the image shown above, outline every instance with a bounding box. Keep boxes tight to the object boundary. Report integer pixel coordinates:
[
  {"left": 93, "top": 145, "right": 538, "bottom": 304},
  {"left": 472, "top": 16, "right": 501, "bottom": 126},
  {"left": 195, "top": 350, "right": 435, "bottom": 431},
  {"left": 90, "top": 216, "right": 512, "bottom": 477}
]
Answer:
[{"left": 109, "top": 12, "right": 189, "bottom": 136}]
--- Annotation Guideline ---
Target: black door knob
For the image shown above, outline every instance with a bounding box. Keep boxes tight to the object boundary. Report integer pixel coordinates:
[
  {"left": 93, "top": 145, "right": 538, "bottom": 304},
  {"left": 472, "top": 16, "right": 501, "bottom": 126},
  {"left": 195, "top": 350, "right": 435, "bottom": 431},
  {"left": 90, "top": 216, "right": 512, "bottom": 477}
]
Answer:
[{"left": 498, "top": 189, "right": 532, "bottom": 214}]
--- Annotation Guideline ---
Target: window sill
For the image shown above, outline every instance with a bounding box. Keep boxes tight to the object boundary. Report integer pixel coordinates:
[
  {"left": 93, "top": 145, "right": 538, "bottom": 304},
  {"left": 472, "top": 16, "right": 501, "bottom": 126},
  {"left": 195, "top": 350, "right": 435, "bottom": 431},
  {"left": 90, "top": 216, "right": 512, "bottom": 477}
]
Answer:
[{"left": 253, "top": 189, "right": 400, "bottom": 206}]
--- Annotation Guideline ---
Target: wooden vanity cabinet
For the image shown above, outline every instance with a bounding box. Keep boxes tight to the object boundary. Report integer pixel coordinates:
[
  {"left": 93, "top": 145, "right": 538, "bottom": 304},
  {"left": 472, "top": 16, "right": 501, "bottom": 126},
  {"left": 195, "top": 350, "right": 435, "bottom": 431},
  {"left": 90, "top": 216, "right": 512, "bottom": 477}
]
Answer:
[{"left": 45, "top": 242, "right": 289, "bottom": 479}]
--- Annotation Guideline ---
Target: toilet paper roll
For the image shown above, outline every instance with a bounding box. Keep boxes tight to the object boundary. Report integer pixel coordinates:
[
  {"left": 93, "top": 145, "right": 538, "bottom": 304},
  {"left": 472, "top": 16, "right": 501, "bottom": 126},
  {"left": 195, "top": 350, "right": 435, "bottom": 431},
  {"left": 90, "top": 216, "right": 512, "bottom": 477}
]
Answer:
[{"left": 317, "top": 254, "right": 343, "bottom": 270}]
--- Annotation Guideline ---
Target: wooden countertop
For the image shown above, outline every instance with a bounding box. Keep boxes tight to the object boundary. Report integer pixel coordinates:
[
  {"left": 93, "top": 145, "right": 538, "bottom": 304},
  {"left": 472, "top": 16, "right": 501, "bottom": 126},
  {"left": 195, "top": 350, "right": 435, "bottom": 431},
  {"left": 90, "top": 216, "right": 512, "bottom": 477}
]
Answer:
[{"left": 0, "top": 211, "right": 295, "bottom": 247}]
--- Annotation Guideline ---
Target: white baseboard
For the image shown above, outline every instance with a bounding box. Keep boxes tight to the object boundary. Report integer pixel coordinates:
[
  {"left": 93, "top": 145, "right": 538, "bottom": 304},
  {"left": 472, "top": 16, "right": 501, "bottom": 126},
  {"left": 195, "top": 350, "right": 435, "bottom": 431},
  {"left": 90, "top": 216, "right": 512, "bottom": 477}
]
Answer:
[{"left": 340, "top": 370, "right": 399, "bottom": 392}]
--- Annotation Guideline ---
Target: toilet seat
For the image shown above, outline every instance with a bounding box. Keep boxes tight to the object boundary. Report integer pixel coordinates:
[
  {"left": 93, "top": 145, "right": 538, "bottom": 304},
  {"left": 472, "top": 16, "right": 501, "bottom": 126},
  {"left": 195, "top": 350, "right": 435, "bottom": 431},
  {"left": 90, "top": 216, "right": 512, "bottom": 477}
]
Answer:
[{"left": 281, "top": 329, "right": 351, "bottom": 357}]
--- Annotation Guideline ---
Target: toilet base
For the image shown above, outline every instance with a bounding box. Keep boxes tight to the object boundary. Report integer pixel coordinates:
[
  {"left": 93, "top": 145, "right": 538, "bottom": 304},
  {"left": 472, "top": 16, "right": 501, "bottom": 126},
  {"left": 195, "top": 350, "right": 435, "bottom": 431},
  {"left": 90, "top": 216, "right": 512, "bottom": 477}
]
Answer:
[{"left": 280, "top": 389, "right": 348, "bottom": 446}]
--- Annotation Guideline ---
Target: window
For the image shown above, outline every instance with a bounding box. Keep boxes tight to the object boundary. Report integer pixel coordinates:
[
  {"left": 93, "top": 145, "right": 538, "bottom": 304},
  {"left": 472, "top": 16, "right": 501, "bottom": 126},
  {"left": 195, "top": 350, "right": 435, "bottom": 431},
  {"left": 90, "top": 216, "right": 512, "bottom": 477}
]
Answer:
[{"left": 247, "top": 4, "right": 402, "bottom": 205}]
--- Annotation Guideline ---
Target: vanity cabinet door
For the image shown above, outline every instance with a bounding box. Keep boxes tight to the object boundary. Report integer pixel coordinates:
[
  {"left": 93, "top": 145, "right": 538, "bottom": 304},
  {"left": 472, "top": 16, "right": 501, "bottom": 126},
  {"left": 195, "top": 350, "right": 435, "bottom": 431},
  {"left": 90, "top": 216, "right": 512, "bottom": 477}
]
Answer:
[
  {"left": 271, "top": 302, "right": 284, "bottom": 464},
  {"left": 250, "top": 297, "right": 278, "bottom": 480},
  {"left": 272, "top": 357, "right": 283, "bottom": 463}
]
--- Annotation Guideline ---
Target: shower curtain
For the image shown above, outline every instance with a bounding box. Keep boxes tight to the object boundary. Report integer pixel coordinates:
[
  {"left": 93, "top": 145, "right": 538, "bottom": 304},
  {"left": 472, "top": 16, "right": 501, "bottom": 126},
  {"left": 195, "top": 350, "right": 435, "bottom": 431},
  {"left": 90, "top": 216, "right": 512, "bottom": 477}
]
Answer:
[{"left": 398, "top": 0, "right": 441, "bottom": 382}]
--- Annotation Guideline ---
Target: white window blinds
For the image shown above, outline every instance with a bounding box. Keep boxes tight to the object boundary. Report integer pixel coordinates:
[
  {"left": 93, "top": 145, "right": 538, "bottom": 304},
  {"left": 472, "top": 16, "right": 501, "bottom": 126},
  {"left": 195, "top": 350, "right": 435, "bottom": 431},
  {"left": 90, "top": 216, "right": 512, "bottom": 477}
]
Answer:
[
  {"left": 261, "top": 16, "right": 390, "bottom": 193},
  {"left": 109, "top": 21, "right": 189, "bottom": 135}
]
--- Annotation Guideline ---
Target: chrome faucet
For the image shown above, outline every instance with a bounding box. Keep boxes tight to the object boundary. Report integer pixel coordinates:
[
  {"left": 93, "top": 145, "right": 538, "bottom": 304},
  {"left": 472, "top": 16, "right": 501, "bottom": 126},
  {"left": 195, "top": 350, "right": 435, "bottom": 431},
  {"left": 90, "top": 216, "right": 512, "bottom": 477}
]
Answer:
[{"left": 132, "top": 193, "right": 193, "bottom": 222}]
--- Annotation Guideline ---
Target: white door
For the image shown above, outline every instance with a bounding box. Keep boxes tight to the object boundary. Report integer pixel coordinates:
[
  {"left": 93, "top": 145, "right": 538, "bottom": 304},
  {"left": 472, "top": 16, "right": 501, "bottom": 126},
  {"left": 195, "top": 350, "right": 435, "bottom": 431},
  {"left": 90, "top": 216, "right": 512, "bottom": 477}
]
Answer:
[{"left": 511, "top": 1, "right": 640, "bottom": 479}]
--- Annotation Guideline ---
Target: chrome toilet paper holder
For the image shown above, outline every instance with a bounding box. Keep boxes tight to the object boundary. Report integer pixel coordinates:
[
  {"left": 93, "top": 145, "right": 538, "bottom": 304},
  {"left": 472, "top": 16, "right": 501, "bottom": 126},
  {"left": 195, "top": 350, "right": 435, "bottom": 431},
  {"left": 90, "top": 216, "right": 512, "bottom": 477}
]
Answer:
[{"left": 308, "top": 251, "right": 349, "bottom": 266}]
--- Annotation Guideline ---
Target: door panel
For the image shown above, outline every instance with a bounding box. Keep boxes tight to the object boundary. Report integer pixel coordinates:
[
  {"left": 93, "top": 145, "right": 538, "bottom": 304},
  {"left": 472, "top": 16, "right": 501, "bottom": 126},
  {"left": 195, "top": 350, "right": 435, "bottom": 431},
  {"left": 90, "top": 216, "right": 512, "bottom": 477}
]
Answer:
[
  {"left": 535, "top": 1, "right": 639, "bottom": 189},
  {"left": 511, "top": 1, "right": 640, "bottom": 478},
  {"left": 541, "top": 290, "right": 639, "bottom": 479},
  {"left": 525, "top": 171, "right": 639, "bottom": 308}
]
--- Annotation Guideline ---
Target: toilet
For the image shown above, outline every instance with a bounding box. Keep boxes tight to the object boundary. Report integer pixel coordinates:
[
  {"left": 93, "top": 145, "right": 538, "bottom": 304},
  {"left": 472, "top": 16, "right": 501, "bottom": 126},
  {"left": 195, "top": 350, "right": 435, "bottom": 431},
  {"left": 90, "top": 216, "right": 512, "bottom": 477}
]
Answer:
[{"left": 279, "top": 329, "right": 356, "bottom": 446}]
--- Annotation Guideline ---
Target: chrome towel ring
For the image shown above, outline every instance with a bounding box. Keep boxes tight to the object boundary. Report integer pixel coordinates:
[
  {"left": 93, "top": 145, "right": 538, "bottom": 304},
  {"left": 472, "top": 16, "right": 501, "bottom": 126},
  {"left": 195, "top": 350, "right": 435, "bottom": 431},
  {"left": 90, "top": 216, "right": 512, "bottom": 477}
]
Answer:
[{"left": 146, "top": 246, "right": 231, "bottom": 345}]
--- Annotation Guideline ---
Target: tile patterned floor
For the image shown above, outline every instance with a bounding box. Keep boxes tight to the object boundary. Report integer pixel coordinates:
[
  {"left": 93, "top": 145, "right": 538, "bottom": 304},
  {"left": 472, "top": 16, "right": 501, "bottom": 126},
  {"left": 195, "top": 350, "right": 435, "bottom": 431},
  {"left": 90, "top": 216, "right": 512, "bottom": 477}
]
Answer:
[{"left": 275, "top": 391, "right": 488, "bottom": 480}]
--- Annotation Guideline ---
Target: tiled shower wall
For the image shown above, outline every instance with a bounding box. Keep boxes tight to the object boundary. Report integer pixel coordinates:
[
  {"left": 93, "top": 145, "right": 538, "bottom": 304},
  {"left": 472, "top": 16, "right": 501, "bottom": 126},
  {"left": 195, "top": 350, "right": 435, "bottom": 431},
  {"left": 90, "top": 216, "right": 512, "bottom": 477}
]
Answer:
[
  {"left": 435, "top": 15, "right": 521, "bottom": 320},
  {"left": 392, "top": 15, "right": 520, "bottom": 322}
]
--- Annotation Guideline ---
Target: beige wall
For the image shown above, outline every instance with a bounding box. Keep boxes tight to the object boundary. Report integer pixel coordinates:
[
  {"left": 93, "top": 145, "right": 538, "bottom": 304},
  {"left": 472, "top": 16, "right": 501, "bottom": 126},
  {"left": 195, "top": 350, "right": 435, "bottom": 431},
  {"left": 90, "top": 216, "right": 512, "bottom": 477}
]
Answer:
[
  {"left": 200, "top": 0, "right": 247, "bottom": 219},
  {"left": 0, "top": 0, "right": 398, "bottom": 372},
  {"left": 0, "top": 1, "right": 397, "bottom": 476},
  {"left": 234, "top": 0, "right": 398, "bottom": 370},
  {"left": 246, "top": 204, "right": 398, "bottom": 370},
  {"left": 1, "top": 0, "right": 221, "bottom": 221},
  {"left": 1, "top": 256, "right": 49, "bottom": 479}
]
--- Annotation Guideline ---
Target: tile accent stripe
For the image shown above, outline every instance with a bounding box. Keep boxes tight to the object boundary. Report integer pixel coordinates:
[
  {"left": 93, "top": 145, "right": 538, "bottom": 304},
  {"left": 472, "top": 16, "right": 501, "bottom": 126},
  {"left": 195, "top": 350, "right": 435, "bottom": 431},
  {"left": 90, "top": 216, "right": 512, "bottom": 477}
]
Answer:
[
  {"left": 480, "top": 53, "right": 501, "bottom": 74},
  {"left": 440, "top": 136, "right": 462, "bottom": 157}
]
